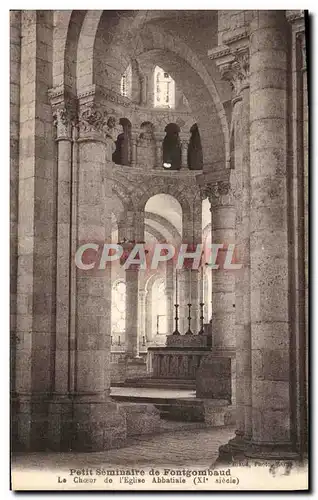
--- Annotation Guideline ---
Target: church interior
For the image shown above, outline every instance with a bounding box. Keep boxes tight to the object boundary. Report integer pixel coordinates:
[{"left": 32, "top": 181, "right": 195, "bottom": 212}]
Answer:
[{"left": 10, "top": 9, "right": 308, "bottom": 466}]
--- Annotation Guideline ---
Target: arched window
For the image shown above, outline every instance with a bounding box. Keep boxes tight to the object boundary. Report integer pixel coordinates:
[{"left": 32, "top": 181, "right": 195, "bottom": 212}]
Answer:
[
  {"left": 162, "top": 123, "right": 181, "bottom": 170},
  {"left": 120, "top": 64, "right": 132, "bottom": 99},
  {"left": 111, "top": 280, "right": 126, "bottom": 335},
  {"left": 188, "top": 123, "right": 203, "bottom": 170},
  {"left": 154, "top": 66, "right": 175, "bottom": 109}
]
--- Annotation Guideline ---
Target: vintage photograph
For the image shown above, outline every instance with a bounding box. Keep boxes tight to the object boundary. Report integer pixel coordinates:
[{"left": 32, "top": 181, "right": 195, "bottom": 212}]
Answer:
[{"left": 10, "top": 9, "right": 309, "bottom": 491}]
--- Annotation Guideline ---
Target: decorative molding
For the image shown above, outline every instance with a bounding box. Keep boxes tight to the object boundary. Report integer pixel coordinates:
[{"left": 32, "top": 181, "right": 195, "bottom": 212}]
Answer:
[
  {"left": 222, "top": 27, "right": 249, "bottom": 47},
  {"left": 208, "top": 45, "right": 231, "bottom": 61}
]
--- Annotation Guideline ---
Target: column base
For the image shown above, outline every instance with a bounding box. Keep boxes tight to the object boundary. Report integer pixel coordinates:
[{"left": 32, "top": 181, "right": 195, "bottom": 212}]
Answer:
[
  {"left": 49, "top": 396, "right": 127, "bottom": 452},
  {"left": 12, "top": 394, "right": 127, "bottom": 452},
  {"left": 216, "top": 435, "right": 303, "bottom": 465}
]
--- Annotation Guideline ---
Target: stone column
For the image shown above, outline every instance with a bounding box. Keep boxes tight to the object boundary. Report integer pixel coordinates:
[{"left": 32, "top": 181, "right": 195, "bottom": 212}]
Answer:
[
  {"left": 70, "top": 104, "right": 126, "bottom": 450},
  {"left": 139, "top": 289, "right": 146, "bottom": 347},
  {"left": 203, "top": 266, "right": 210, "bottom": 324},
  {"left": 130, "top": 133, "right": 137, "bottom": 167},
  {"left": 217, "top": 45, "right": 252, "bottom": 443},
  {"left": 10, "top": 10, "right": 21, "bottom": 396},
  {"left": 124, "top": 209, "right": 144, "bottom": 358},
  {"left": 208, "top": 181, "right": 236, "bottom": 351},
  {"left": 145, "top": 288, "right": 153, "bottom": 342},
  {"left": 155, "top": 135, "right": 163, "bottom": 169},
  {"left": 248, "top": 11, "right": 293, "bottom": 455},
  {"left": 125, "top": 267, "right": 139, "bottom": 358},
  {"left": 203, "top": 181, "right": 236, "bottom": 413},
  {"left": 50, "top": 104, "right": 74, "bottom": 401},
  {"left": 166, "top": 259, "right": 174, "bottom": 334},
  {"left": 13, "top": 11, "right": 56, "bottom": 451},
  {"left": 180, "top": 136, "right": 189, "bottom": 169},
  {"left": 287, "top": 10, "right": 308, "bottom": 455},
  {"left": 190, "top": 269, "right": 200, "bottom": 333},
  {"left": 178, "top": 269, "right": 188, "bottom": 334},
  {"left": 240, "top": 79, "right": 252, "bottom": 443}
]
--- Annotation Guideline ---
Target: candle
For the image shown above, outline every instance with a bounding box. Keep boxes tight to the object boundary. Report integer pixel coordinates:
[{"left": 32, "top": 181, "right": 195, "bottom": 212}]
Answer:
[
  {"left": 175, "top": 268, "right": 178, "bottom": 304},
  {"left": 189, "top": 268, "right": 192, "bottom": 303}
]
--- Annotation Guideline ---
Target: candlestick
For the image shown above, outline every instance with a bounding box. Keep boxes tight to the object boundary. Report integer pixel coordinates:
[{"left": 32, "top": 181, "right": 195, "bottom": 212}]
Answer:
[
  {"left": 205, "top": 263, "right": 213, "bottom": 324},
  {"left": 198, "top": 302, "right": 205, "bottom": 335},
  {"left": 185, "top": 303, "right": 193, "bottom": 335},
  {"left": 172, "top": 303, "right": 180, "bottom": 335}
]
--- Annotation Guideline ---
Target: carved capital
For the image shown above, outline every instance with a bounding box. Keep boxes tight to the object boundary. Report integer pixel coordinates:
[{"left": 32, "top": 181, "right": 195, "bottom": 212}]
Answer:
[
  {"left": 78, "top": 104, "right": 119, "bottom": 151},
  {"left": 49, "top": 85, "right": 77, "bottom": 140},
  {"left": 209, "top": 42, "right": 249, "bottom": 99},
  {"left": 219, "top": 48, "right": 250, "bottom": 98},
  {"left": 52, "top": 105, "right": 76, "bottom": 140},
  {"left": 202, "top": 181, "right": 232, "bottom": 208}
]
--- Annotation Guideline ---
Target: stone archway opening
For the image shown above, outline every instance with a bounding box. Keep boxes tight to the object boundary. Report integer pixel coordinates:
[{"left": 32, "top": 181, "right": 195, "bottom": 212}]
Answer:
[
  {"left": 162, "top": 123, "right": 181, "bottom": 170},
  {"left": 112, "top": 118, "right": 132, "bottom": 166},
  {"left": 188, "top": 123, "right": 203, "bottom": 170}
]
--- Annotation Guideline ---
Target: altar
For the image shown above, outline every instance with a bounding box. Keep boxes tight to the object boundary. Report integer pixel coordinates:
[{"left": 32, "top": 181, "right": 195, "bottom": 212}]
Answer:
[
  {"left": 148, "top": 332, "right": 233, "bottom": 403},
  {"left": 148, "top": 332, "right": 212, "bottom": 380}
]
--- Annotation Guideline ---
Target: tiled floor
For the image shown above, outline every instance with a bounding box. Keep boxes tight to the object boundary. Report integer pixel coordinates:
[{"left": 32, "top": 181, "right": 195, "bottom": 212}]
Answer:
[{"left": 12, "top": 424, "right": 236, "bottom": 471}]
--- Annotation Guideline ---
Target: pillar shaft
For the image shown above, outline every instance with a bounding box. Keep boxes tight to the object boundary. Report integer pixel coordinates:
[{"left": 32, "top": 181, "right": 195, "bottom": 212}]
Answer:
[
  {"left": 14, "top": 11, "right": 56, "bottom": 450},
  {"left": 131, "top": 136, "right": 137, "bottom": 167},
  {"left": 138, "top": 289, "right": 146, "bottom": 346},
  {"left": 145, "top": 289, "right": 153, "bottom": 342},
  {"left": 76, "top": 138, "right": 113, "bottom": 399},
  {"left": 155, "top": 137, "right": 163, "bottom": 168},
  {"left": 181, "top": 139, "right": 189, "bottom": 169},
  {"left": 249, "top": 11, "right": 291, "bottom": 448},
  {"left": 179, "top": 269, "right": 188, "bottom": 334},
  {"left": 166, "top": 260, "right": 174, "bottom": 334},
  {"left": 210, "top": 183, "right": 236, "bottom": 350},
  {"left": 125, "top": 268, "right": 139, "bottom": 357},
  {"left": 61, "top": 105, "right": 127, "bottom": 451},
  {"left": 54, "top": 127, "right": 72, "bottom": 395}
]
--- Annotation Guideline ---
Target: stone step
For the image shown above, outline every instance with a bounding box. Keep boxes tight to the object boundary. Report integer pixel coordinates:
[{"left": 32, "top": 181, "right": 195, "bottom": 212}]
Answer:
[
  {"left": 112, "top": 377, "right": 196, "bottom": 390},
  {"left": 111, "top": 391, "right": 235, "bottom": 427},
  {"left": 111, "top": 394, "right": 205, "bottom": 422}
]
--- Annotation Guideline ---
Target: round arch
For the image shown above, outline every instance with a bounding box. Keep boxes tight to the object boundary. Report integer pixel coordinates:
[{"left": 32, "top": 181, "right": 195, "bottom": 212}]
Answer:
[
  {"left": 68, "top": 11, "right": 229, "bottom": 165},
  {"left": 135, "top": 182, "right": 191, "bottom": 215}
]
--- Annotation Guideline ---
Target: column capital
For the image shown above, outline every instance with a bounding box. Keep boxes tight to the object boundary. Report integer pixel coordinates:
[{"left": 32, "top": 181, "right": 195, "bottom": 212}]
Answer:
[
  {"left": 52, "top": 106, "right": 76, "bottom": 141},
  {"left": 78, "top": 103, "right": 118, "bottom": 145},
  {"left": 49, "top": 87, "right": 77, "bottom": 141},
  {"left": 209, "top": 43, "right": 250, "bottom": 100},
  {"left": 202, "top": 180, "right": 233, "bottom": 208}
]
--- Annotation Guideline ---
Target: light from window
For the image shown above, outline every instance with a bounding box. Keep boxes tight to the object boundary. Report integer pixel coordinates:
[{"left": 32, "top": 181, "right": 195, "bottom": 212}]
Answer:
[
  {"left": 111, "top": 281, "right": 126, "bottom": 333},
  {"left": 154, "top": 66, "right": 175, "bottom": 109}
]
